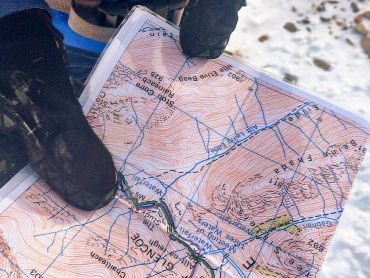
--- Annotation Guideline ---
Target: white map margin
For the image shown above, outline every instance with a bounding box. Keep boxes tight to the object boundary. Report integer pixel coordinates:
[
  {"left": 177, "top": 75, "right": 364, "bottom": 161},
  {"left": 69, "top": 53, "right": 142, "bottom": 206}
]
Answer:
[
  {"left": 0, "top": 5, "right": 369, "bottom": 215},
  {"left": 0, "top": 165, "right": 39, "bottom": 214}
]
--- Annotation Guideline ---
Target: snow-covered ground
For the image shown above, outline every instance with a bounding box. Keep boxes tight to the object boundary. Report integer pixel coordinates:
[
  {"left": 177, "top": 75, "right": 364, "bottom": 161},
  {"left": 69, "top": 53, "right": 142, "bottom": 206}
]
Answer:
[{"left": 227, "top": 1, "right": 370, "bottom": 277}]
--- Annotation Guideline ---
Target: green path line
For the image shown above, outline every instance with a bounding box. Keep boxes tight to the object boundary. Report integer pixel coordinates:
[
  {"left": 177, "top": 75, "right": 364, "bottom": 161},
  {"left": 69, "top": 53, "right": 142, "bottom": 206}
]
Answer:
[{"left": 117, "top": 172, "right": 215, "bottom": 278}]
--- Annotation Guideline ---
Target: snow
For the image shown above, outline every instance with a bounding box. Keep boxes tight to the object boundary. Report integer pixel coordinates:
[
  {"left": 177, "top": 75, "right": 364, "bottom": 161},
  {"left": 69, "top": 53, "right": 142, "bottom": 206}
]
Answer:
[{"left": 227, "top": 0, "right": 370, "bottom": 277}]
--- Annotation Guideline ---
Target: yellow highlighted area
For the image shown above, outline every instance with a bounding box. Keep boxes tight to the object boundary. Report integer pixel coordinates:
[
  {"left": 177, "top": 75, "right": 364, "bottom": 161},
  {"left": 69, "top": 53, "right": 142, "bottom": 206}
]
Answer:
[
  {"left": 251, "top": 214, "right": 300, "bottom": 237},
  {"left": 258, "top": 267, "right": 287, "bottom": 278},
  {"left": 286, "top": 224, "right": 301, "bottom": 235}
]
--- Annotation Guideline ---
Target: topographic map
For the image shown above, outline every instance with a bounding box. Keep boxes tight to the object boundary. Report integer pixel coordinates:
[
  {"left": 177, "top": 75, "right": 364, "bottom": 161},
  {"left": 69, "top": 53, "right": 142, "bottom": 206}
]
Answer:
[{"left": 1, "top": 7, "right": 370, "bottom": 278}]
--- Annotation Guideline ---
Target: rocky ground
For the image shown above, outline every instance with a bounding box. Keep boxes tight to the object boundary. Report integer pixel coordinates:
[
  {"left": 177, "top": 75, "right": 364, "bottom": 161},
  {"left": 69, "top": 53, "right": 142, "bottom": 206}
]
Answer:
[{"left": 227, "top": 0, "right": 370, "bottom": 277}]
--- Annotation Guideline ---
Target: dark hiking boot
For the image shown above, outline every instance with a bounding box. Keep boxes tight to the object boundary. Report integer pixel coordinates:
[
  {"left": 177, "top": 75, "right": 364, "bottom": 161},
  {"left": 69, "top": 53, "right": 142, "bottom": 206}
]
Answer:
[
  {"left": 0, "top": 9, "right": 117, "bottom": 211},
  {"left": 180, "top": 0, "right": 246, "bottom": 59}
]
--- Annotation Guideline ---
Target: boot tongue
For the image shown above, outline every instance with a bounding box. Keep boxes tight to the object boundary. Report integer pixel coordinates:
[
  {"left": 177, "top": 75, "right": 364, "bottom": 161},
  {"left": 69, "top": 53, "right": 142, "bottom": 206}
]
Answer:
[{"left": 0, "top": 9, "right": 79, "bottom": 104}]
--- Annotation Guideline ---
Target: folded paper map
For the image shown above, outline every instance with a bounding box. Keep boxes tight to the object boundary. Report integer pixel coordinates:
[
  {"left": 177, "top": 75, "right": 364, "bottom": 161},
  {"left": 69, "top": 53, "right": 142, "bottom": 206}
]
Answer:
[{"left": 1, "top": 6, "right": 369, "bottom": 278}]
